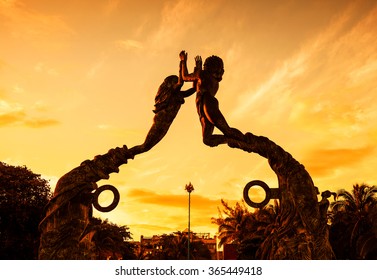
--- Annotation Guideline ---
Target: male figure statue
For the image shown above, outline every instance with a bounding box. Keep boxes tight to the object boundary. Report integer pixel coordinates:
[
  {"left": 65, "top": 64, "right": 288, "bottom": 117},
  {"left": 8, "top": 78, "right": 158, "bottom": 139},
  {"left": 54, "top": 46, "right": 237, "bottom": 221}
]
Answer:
[{"left": 180, "top": 50, "right": 244, "bottom": 147}]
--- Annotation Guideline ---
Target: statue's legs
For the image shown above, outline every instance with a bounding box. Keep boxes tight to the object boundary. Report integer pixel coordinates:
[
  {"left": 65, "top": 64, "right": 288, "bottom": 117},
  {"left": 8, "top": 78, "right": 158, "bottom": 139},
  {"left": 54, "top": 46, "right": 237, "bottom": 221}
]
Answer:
[
  {"left": 130, "top": 105, "right": 181, "bottom": 155},
  {"left": 201, "top": 116, "right": 227, "bottom": 147},
  {"left": 200, "top": 95, "right": 244, "bottom": 146}
]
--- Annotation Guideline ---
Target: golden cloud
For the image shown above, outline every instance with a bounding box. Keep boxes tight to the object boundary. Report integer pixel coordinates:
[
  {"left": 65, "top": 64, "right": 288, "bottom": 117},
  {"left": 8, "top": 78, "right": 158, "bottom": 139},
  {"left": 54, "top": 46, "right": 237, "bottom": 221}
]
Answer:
[
  {"left": 24, "top": 118, "right": 60, "bottom": 128},
  {"left": 115, "top": 40, "right": 144, "bottom": 51},
  {"left": 0, "top": 0, "right": 74, "bottom": 46},
  {"left": 304, "top": 146, "right": 375, "bottom": 176},
  {"left": 0, "top": 110, "right": 25, "bottom": 126},
  {"left": 127, "top": 188, "right": 223, "bottom": 212},
  {"left": 0, "top": 100, "right": 60, "bottom": 128}
]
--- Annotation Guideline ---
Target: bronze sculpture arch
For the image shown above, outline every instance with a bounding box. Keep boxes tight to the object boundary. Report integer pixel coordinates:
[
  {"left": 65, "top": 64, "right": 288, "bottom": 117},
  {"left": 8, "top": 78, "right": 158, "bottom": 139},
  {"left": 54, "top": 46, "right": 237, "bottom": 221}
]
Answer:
[
  {"left": 92, "top": 184, "right": 120, "bottom": 213},
  {"left": 243, "top": 180, "right": 281, "bottom": 209},
  {"left": 38, "top": 51, "right": 335, "bottom": 260}
]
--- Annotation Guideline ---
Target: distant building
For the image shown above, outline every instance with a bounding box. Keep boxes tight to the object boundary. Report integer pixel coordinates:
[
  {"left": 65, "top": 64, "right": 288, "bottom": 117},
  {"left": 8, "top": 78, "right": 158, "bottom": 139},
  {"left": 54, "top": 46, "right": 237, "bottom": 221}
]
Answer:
[
  {"left": 133, "top": 230, "right": 219, "bottom": 260},
  {"left": 138, "top": 235, "right": 161, "bottom": 259},
  {"left": 194, "top": 232, "right": 218, "bottom": 260}
]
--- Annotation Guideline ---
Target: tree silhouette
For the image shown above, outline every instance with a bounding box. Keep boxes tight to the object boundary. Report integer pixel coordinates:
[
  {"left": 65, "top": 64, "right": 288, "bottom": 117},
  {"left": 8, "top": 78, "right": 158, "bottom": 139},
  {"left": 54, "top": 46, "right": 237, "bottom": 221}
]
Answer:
[
  {"left": 212, "top": 199, "right": 279, "bottom": 259},
  {"left": 329, "top": 183, "right": 377, "bottom": 259},
  {"left": 211, "top": 199, "right": 254, "bottom": 248},
  {"left": 0, "top": 162, "right": 52, "bottom": 259},
  {"left": 89, "top": 217, "right": 136, "bottom": 260},
  {"left": 149, "top": 232, "right": 211, "bottom": 260},
  {"left": 243, "top": 201, "right": 280, "bottom": 259}
]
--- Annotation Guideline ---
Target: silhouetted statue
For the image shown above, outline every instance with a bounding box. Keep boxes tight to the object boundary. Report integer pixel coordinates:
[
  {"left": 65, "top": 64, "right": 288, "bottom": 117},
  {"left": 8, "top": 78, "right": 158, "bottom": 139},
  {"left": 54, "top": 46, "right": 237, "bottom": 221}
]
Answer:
[
  {"left": 180, "top": 50, "right": 244, "bottom": 147},
  {"left": 130, "top": 58, "right": 196, "bottom": 155},
  {"left": 39, "top": 49, "right": 335, "bottom": 260}
]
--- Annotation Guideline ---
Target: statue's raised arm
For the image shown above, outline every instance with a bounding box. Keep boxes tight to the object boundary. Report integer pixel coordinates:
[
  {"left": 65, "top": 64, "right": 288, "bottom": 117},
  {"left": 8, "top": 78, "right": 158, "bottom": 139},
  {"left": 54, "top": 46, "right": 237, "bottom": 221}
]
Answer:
[{"left": 180, "top": 50, "right": 202, "bottom": 83}]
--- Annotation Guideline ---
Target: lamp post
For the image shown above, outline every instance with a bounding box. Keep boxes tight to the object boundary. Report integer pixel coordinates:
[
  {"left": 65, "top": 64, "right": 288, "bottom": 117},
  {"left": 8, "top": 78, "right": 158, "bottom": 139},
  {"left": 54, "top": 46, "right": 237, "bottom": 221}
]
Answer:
[{"left": 185, "top": 182, "right": 194, "bottom": 260}]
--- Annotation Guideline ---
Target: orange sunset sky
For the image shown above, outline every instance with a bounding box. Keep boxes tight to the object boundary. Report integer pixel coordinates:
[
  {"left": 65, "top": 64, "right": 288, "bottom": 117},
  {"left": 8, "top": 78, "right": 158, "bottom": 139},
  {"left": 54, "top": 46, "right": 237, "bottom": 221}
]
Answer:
[{"left": 1, "top": 0, "right": 377, "bottom": 239}]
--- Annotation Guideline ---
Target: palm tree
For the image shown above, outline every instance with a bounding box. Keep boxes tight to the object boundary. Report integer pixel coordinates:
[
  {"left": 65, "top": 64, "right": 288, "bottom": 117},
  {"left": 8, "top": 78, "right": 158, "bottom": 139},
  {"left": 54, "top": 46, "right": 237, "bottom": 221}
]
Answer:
[
  {"left": 329, "top": 184, "right": 377, "bottom": 259},
  {"left": 184, "top": 182, "right": 194, "bottom": 259},
  {"left": 240, "top": 201, "right": 280, "bottom": 259},
  {"left": 211, "top": 199, "right": 253, "bottom": 248},
  {"left": 212, "top": 199, "right": 279, "bottom": 259},
  {"left": 89, "top": 218, "right": 136, "bottom": 260}
]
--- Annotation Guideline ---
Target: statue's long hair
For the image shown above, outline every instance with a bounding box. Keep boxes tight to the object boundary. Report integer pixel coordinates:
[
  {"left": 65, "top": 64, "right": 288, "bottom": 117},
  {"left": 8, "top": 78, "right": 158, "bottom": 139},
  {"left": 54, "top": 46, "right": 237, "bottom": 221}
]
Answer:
[{"left": 153, "top": 75, "right": 179, "bottom": 113}]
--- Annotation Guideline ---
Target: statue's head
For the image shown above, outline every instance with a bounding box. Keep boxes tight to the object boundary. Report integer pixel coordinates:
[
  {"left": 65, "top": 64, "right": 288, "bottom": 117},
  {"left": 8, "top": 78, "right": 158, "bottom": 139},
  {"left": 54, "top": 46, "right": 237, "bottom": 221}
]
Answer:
[
  {"left": 204, "top": 55, "right": 224, "bottom": 81},
  {"left": 156, "top": 75, "right": 179, "bottom": 99},
  {"left": 164, "top": 75, "right": 179, "bottom": 88}
]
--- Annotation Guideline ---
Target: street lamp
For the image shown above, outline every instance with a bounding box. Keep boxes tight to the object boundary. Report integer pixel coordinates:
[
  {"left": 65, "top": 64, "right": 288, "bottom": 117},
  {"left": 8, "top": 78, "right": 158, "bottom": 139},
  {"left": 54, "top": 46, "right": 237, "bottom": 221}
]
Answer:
[{"left": 185, "top": 182, "right": 194, "bottom": 260}]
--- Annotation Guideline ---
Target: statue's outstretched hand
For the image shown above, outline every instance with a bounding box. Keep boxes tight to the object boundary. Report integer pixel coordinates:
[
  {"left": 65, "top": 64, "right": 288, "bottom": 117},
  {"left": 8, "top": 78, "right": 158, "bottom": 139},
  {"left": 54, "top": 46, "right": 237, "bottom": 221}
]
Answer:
[
  {"left": 195, "top": 55, "right": 202, "bottom": 69},
  {"left": 179, "top": 50, "right": 187, "bottom": 62}
]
